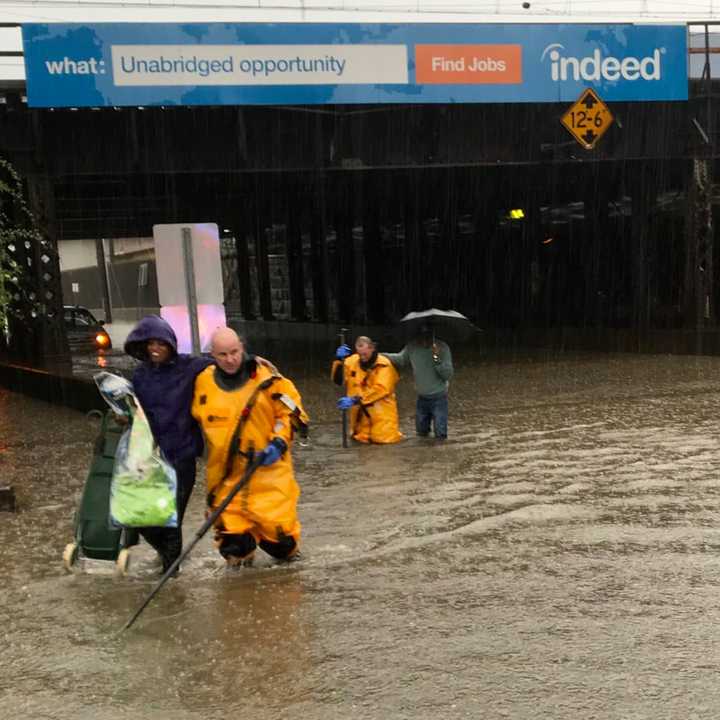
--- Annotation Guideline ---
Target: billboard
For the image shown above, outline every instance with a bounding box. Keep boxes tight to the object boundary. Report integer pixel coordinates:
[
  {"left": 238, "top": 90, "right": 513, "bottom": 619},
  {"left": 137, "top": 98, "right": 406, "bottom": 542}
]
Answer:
[{"left": 22, "top": 22, "right": 688, "bottom": 107}]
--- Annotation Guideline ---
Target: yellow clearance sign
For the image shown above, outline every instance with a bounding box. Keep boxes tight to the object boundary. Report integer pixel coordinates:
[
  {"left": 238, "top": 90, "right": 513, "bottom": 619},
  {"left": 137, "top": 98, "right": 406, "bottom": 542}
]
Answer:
[{"left": 560, "top": 88, "right": 614, "bottom": 150}]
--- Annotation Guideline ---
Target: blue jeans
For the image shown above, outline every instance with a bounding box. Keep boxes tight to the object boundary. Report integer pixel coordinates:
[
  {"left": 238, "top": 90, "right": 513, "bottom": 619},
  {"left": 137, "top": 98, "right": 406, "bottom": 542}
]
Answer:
[{"left": 416, "top": 393, "right": 448, "bottom": 439}]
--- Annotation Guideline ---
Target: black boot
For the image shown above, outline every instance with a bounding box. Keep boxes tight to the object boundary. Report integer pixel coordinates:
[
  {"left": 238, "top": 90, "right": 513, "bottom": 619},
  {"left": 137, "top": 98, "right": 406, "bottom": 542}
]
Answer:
[
  {"left": 160, "top": 529, "right": 182, "bottom": 577},
  {"left": 259, "top": 533, "right": 299, "bottom": 562}
]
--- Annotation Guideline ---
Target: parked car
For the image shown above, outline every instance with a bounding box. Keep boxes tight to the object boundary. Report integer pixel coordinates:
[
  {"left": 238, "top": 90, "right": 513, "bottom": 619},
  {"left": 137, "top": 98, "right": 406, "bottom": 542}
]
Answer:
[{"left": 63, "top": 305, "right": 112, "bottom": 353}]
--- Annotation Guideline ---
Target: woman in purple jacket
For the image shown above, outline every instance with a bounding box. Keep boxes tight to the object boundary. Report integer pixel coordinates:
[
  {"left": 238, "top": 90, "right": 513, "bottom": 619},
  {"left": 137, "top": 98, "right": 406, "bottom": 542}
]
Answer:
[{"left": 124, "top": 315, "right": 213, "bottom": 574}]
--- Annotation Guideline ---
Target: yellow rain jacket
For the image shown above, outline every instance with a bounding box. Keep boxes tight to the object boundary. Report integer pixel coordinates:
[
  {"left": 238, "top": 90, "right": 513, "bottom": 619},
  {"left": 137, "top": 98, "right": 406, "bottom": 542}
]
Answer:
[
  {"left": 331, "top": 353, "right": 402, "bottom": 444},
  {"left": 191, "top": 360, "right": 309, "bottom": 544}
]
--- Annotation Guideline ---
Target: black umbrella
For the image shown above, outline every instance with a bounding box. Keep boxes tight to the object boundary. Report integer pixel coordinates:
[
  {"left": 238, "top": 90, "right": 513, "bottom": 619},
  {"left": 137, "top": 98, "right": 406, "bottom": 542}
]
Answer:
[{"left": 398, "top": 308, "right": 478, "bottom": 342}]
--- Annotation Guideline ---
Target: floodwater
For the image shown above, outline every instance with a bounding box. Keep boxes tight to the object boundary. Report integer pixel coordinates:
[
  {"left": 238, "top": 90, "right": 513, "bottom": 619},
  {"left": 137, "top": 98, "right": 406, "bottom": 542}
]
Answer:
[{"left": 4, "top": 351, "right": 720, "bottom": 719}]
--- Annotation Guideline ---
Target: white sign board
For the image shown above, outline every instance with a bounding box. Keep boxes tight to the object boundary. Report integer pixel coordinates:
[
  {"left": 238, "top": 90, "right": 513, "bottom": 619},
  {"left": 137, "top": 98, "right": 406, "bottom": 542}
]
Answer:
[
  {"left": 160, "top": 304, "right": 227, "bottom": 355},
  {"left": 153, "top": 223, "right": 226, "bottom": 354},
  {"left": 153, "top": 223, "right": 224, "bottom": 306}
]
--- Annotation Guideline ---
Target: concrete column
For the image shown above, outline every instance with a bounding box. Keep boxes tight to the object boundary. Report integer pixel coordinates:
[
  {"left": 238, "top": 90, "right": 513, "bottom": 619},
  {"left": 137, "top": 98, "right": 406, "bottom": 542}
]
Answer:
[
  {"left": 404, "top": 170, "right": 423, "bottom": 311},
  {"left": 582, "top": 178, "right": 611, "bottom": 328},
  {"left": 630, "top": 164, "right": 657, "bottom": 336},
  {"left": 253, "top": 177, "right": 274, "bottom": 321},
  {"left": 95, "top": 238, "right": 113, "bottom": 324},
  {"left": 286, "top": 183, "right": 307, "bottom": 321},
  {"left": 309, "top": 203, "right": 329, "bottom": 323},
  {"left": 234, "top": 209, "right": 255, "bottom": 321},
  {"left": 518, "top": 172, "right": 541, "bottom": 328},
  {"left": 684, "top": 157, "right": 714, "bottom": 332},
  {"left": 362, "top": 173, "right": 385, "bottom": 324},
  {"left": 335, "top": 174, "right": 355, "bottom": 324}
]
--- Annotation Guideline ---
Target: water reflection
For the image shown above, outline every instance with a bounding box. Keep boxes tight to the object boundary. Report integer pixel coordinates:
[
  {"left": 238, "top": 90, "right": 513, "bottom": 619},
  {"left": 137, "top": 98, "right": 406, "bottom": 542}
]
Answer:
[{"left": 5, "top": 352, "right": 720, "bottom": 718}]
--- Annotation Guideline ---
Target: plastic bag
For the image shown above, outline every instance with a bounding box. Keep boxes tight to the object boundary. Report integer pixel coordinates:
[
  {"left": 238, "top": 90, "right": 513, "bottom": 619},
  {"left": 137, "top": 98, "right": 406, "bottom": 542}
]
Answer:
[
  {"left": 93, "top": 371, "right": 133, "bottom": 417},
  {"left": 94, "top": 372, "right": 178, "bottom": 528}
]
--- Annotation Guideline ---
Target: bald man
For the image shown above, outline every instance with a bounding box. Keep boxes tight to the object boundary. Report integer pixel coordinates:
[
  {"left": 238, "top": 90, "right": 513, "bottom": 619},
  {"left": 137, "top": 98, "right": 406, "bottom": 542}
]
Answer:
[{"left": 191, "top": 328, "right": 309, "bottom": 567}]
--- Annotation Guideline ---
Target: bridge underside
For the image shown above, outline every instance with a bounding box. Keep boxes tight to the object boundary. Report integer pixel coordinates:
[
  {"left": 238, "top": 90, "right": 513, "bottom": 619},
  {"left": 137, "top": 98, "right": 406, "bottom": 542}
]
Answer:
[{"left": 0, "top": 87, "right": 718, "bottom": 356}]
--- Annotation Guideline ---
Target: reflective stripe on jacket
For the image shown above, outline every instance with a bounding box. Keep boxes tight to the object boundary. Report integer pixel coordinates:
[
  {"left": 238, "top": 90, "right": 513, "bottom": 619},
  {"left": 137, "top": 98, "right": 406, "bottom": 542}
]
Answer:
[
  {"left": 192, "top": 363, "right": 309, "bottom": 540},
  {"left": 331, "top": 354, "right": 402, "bottom": 444}
]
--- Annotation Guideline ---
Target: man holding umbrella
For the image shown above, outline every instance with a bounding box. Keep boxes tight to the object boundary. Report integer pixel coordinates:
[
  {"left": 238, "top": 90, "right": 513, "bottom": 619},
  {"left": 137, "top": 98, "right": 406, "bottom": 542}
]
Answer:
[{"left": 381, "top": 309, "right": 461, "bottom": 440}]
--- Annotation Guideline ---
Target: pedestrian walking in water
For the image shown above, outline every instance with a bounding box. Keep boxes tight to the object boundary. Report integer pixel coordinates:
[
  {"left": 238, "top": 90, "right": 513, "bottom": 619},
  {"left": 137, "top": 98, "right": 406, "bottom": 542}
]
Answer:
[
  {"left": 382, "top": 325, "right": 453, "bottom": 440},
  {"left": 124, "top": 315, "right": 213, "bottom": 574},
  {"left": 192, "top": 328, "right": 308, "bottom": 567},
  {"left": 332, "top": 335, "right": 403, "bottom": 444}
]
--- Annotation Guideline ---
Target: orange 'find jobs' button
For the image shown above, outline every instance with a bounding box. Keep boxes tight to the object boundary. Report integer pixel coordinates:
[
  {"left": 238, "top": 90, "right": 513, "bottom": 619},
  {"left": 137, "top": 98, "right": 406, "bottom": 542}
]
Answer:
[{"left": 415, "top": 44, "right": 522, "bottom": 84}]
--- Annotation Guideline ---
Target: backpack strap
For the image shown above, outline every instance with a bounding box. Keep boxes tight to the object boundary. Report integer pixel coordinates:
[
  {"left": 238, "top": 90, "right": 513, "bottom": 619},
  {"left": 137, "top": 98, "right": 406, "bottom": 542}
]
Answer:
[
  {"left": 224, "top": 376, "right": 279, "bottom": 477},
  {"left": 207, "top": 375, "right": 279, "bottom": 509},
  {"left": 270, "top": 391, "right": 309, "bottom": 439}
]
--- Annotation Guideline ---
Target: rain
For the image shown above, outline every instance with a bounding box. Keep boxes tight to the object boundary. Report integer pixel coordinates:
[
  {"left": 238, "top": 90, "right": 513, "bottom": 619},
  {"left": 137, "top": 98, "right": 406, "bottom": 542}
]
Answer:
[
  {"left": 3, "top": 13, "right": 720, "bottom": 720},
  {"left": 7, "top": 353, "right": 720, "bottom": 718}
]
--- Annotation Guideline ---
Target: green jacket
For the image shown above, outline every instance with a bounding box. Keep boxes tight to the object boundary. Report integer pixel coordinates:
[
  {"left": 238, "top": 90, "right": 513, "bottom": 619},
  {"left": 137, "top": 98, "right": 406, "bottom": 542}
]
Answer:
[{"left": 382, "top": 340, "right": 453, "bottom": 397}]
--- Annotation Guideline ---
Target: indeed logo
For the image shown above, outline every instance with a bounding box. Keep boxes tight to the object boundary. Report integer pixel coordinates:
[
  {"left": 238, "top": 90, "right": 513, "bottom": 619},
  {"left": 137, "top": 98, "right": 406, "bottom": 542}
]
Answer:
[{"left": 541, "top": 44, "right": 665, "bottom": 82}]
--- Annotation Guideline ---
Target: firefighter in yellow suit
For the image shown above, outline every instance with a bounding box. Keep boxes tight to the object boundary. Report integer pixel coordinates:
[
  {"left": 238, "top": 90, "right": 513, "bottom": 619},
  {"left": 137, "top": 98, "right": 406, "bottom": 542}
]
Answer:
[
  {"left": 192, "top": 328, "right": 309, "bottom": 566},
  {"left": 331, "top": 335, "right": 402, "bottom": 444}
]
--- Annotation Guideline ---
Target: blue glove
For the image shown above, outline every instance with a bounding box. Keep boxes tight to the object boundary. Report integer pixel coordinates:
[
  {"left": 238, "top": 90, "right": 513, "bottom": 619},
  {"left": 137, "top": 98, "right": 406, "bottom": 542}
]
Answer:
[
  {"left": 335, "top": 344, "right": 352, "bottom": 360},
  {"left": 259, "top": 439, "right": 286, "bottom": 466},
  {"left": 337, "top": 395, "right": 360, "bottom": 411}
]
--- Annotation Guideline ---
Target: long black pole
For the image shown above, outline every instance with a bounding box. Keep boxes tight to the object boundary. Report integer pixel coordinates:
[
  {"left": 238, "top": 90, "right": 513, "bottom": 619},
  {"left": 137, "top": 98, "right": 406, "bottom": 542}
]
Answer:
[
  {"left": 339, "top": 328, "right": 349, "bottom": 448},
  {"left": 120, "top": 457, "right": 263, "bottom": 633}
]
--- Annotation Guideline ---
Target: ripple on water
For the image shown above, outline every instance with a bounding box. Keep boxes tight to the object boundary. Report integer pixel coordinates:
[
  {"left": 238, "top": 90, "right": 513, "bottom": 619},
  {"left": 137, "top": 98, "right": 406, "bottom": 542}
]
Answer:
[{"left": 6, "top": 355, "right": 720, "bottom": 718}]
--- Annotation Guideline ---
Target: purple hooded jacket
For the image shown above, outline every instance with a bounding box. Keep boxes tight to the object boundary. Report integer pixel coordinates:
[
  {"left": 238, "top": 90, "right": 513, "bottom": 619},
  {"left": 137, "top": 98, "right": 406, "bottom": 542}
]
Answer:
[{"left": 124, "top": 315, "right": 213, "bottom": 465}]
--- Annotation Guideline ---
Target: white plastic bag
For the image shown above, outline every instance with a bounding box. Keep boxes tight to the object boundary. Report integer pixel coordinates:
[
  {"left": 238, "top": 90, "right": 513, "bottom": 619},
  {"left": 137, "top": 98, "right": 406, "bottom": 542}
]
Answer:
[{"left": 94, "top": 372, "right": 178, "bottom": 528}]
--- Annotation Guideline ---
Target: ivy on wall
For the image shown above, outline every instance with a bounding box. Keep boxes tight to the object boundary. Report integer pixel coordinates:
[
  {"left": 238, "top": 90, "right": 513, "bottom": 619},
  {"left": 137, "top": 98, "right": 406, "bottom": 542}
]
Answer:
[{"left": 0, "top": 157, "right": 56, "bottom": 343}]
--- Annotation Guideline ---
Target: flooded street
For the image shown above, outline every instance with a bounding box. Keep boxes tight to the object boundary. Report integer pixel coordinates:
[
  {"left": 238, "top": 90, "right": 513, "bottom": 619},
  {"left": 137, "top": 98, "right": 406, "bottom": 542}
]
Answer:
[{"left": 4, "top": 351, "right": 720, "bottom": 719}]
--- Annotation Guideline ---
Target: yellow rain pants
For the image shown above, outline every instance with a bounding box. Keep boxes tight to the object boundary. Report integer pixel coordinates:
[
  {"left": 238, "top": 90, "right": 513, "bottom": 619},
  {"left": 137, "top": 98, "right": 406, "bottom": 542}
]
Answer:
[
  {"left": 192, "top": 362, "right": 309, "bottom": 545},
  {"left": 331, "top": 354, "right": 402, "bottom": 444}
]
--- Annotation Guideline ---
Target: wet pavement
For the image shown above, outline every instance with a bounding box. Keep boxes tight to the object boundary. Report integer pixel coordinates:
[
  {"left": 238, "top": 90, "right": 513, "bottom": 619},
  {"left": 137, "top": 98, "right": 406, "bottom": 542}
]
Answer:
[{"left": 4, "top": 351, "right": 720, "bottom": 718}]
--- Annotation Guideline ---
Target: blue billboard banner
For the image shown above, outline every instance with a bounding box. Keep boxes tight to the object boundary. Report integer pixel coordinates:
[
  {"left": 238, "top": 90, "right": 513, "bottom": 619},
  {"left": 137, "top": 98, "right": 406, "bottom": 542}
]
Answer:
[{"left": 21, "top": 22, "right": 688, "bottom": 108}]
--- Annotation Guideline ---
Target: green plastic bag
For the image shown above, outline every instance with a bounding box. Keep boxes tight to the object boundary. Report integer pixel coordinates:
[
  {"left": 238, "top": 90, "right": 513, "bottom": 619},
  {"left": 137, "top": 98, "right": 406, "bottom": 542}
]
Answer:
[{"left": 109, "top": 400, "right": 178, "bottom": 528}]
